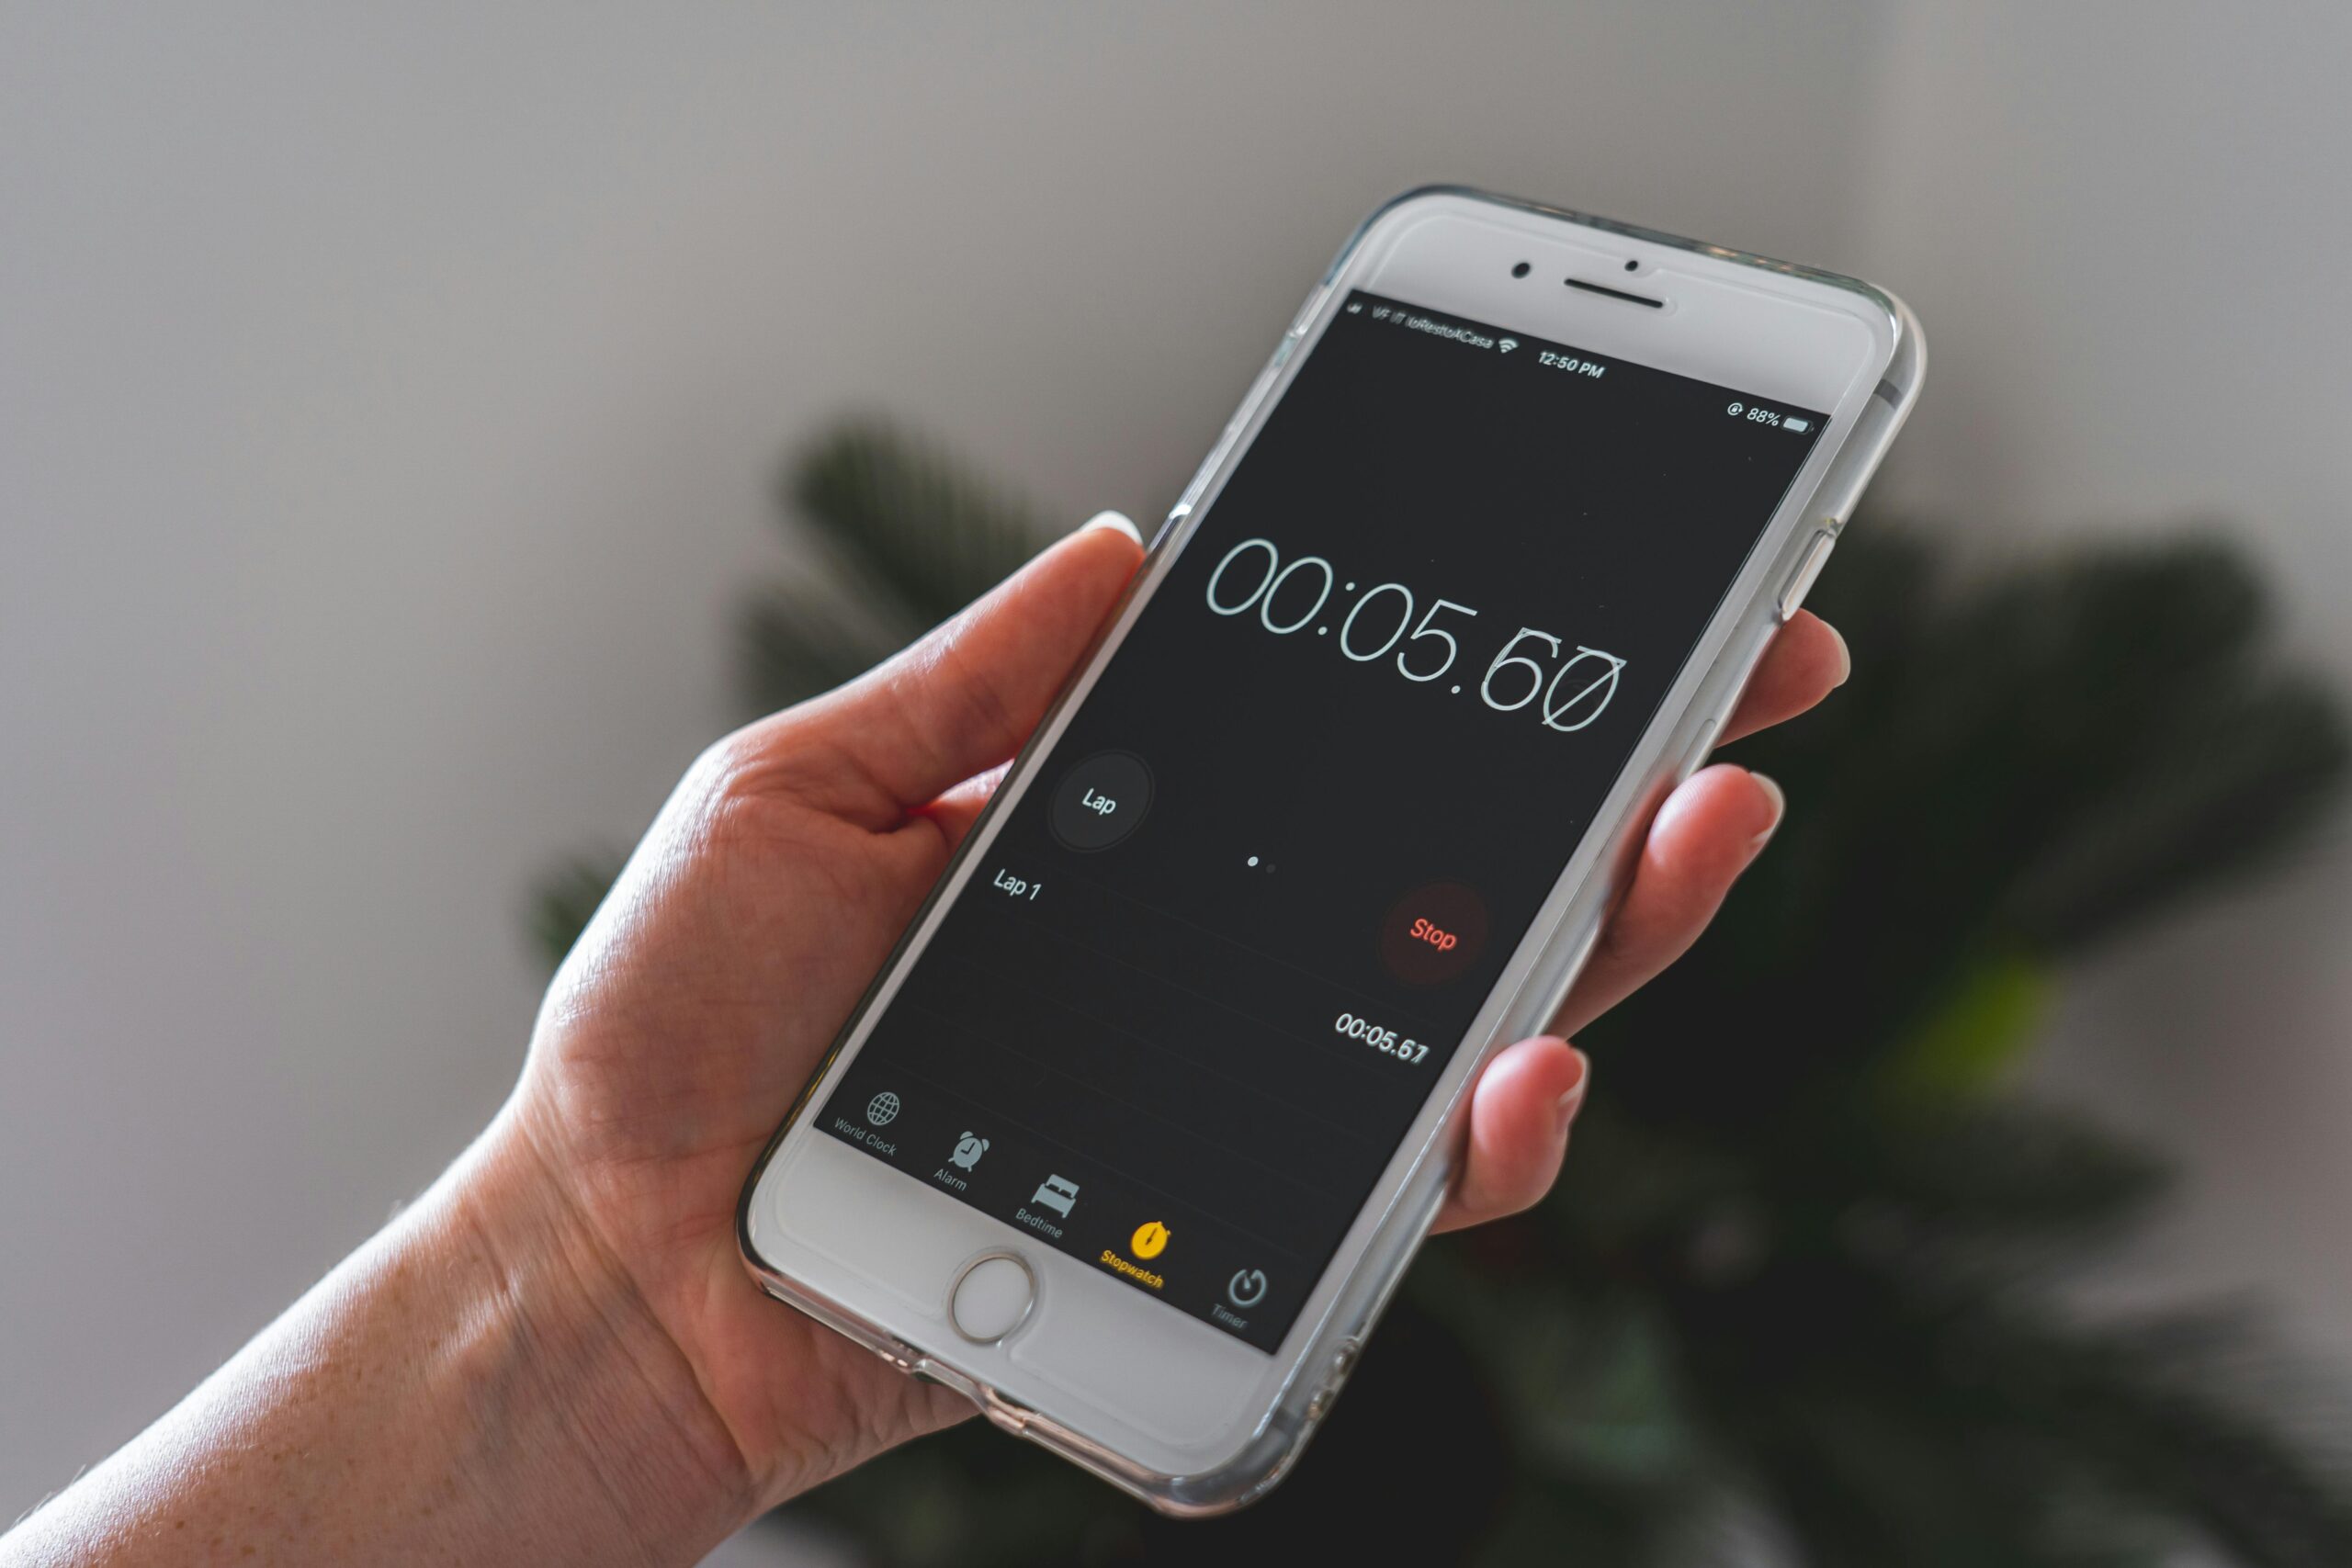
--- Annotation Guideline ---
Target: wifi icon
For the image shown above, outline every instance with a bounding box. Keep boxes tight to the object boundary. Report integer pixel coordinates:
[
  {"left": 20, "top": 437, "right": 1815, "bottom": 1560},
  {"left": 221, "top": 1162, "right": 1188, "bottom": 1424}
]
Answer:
[{"left": 1498, "top": 338, "right": 1519, "bottom": 354}]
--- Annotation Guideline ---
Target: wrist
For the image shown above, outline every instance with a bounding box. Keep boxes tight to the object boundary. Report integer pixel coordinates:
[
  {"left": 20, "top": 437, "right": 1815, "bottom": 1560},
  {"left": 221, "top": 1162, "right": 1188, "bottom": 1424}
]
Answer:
[
  {"left": 1, "top": 1119, "right": 759, "bottom": 1568},
  {"left": 435, "top": 1119, "right": 757, "bottom": 1557}
]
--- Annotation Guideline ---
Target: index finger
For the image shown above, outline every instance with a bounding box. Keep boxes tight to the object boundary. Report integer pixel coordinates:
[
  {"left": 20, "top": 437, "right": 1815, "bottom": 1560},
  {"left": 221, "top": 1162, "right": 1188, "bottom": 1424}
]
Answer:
[{"left": 1719, "top": 610, "right": 1849, "bottom": 744}]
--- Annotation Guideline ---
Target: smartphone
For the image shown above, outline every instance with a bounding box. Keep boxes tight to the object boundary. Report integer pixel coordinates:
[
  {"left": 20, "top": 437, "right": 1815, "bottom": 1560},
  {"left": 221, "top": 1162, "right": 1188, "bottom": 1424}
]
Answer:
[{"left": 739, "top": 186, "right": 1922, "bottom": 1514}]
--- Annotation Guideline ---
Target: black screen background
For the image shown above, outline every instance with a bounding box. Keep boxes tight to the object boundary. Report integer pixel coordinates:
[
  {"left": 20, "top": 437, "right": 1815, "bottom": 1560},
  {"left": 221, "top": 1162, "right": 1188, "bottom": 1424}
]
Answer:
[{"left": 820, "top": 292, "right": 1825, "bottom": 1350}]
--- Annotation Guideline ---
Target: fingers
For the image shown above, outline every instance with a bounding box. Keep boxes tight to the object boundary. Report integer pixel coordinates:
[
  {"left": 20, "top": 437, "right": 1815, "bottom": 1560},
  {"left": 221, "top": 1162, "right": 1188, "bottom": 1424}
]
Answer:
[
  {"left": 791, "top": 513, "right": 1145, "bottom": 827},
  {"left": 917, "top": 762, "right": 1009, "bottom": 847},
  {"left": 1433, "top": 624, "right": 1838, "bottom": 1226},
  {"left": 1550, "top": 762, "right": 1783, "bottom": 1038},
  {"left": 1433, "top": 1036, "right": 1589, "bottom": 1233},
  {"left": 1718, "top": 610, "right": 1848, "bottom": 744},
  {"left": 1435, "top": 756, "right": 1806, "bottom": 1229}
]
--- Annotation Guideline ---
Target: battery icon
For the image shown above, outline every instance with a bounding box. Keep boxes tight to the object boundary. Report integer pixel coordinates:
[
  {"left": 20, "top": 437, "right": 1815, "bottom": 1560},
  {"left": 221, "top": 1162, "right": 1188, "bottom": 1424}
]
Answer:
[{"left": 1782, "top": 416, "right": 1812, "bottom": 434}]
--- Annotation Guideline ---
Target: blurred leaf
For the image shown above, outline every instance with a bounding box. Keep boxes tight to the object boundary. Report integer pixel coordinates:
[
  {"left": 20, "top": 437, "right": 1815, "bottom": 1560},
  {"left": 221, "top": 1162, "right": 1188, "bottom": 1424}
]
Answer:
[
  {"left": 1876, "top": 951, "right": 2052, "bottom": 1101},
  {"left": 731, "top": 418, "right": 1064, "bottom": 717},
  {"left": 787, "top": 417, "right": 1053, "bottom": 627},
  {"left": 737, "top": 574, "right": 902, "bottom": 716},
  {"left": 527, "top": 849, "right": 625, "bottom": 968},
  {"left": 1978, "top": 1312, "right": 2352, "bottom": 1568},
  {"left": 1858, "top": 1100, "right": 2168, "bottom": 1258},
  {"left": 2007, "top": 671, "right": 2349, "bottom": 949}
]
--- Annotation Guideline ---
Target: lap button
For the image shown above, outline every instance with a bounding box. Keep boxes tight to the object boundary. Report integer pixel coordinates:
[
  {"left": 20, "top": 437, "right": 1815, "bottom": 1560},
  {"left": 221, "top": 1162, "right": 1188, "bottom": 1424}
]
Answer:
[
  {"left": 1049, "top": 750, "right": 1154, "bottom": 851},
  {"left": 949, "top": 1253, "right": 1036, "bottom": 1344}
]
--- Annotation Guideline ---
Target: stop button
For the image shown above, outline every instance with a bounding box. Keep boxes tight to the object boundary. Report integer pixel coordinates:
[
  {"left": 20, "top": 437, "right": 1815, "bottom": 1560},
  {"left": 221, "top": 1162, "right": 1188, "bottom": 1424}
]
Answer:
[{"left": 1377, "top": 882, "right": 1489, "bottom": 985}]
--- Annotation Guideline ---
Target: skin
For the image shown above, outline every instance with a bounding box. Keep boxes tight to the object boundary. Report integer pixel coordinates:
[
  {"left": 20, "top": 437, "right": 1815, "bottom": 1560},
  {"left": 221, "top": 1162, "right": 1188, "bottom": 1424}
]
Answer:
[{"left": 1, "top": 516, "right": 1848, "bottom": 1566}]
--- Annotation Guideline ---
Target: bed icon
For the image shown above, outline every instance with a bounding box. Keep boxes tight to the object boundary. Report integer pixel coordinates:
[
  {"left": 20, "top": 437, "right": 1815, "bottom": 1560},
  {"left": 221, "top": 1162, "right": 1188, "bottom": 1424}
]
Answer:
[{"left": 1031, "top": 1174, "right": 1080, "bottom": 1217}]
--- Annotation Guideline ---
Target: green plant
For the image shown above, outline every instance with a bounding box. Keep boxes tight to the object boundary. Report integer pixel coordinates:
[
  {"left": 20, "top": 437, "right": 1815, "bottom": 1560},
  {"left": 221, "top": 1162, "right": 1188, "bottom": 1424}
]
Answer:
[{"left": 532, "top": 421, "right": 2352, "bottom": 1566}]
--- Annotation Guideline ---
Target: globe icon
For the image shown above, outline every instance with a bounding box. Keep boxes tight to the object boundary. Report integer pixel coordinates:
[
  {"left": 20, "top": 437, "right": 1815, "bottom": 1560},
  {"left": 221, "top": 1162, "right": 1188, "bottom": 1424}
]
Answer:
[{"left": 865, "top": 1090, "right": 901, "bottom": 1127}]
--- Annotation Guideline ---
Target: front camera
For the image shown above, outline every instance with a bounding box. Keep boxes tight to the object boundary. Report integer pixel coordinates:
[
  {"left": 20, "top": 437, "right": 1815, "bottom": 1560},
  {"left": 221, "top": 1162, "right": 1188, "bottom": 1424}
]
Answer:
[
  {"left": 1510, "top": 261, "right": 1531, "bottom": 278},
  {"left": 1623, "top": 258, "right": 1640, "bottom": 272}
]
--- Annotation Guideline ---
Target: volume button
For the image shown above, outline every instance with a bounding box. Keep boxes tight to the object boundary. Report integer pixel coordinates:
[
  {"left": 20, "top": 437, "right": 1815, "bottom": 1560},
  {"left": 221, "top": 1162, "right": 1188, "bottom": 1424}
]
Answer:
[
  {"left": 1775, "top": 526, "right": 1838, "bottom": 624},
  {"left": 1680, "top": 717, "right": 1721, "bottom": 782},
  {"left": 1286, "top": 284, "right": 1331, "bottom": 339},
  {"left": 1306, "top": 1337, "right": 1363, "bottom": 1422}
]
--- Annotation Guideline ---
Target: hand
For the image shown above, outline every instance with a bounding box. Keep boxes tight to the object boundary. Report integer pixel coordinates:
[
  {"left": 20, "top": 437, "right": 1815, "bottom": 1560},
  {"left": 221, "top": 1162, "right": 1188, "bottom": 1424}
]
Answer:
[{"left": 492, "top": 513, "right": 1850, "bottom": 1516}]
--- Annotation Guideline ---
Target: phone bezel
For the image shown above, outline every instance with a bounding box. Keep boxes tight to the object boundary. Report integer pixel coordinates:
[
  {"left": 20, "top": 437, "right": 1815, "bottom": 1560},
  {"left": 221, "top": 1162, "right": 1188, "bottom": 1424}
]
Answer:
[{"left": 740, "top": 187, "right": 1919, "bottom": 1511}]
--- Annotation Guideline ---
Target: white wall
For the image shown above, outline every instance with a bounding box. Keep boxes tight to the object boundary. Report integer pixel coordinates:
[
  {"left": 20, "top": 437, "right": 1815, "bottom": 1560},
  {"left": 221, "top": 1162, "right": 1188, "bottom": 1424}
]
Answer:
[
  {"left": 6, "top": 1, "right": 2349, "bottom": 1539},
  {"left": 0, "top": 1, "right": 1894, "bottom": 1527}
]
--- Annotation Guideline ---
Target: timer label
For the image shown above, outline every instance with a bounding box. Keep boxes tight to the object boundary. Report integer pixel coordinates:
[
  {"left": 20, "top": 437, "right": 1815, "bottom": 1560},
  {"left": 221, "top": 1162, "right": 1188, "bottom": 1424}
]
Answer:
[{"left": 1202, "top": 538, "right": 1626, "bottom": 732}]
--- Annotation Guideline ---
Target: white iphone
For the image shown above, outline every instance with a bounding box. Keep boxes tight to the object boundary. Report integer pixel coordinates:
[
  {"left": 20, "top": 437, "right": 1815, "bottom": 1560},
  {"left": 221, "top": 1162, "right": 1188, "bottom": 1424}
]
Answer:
[{"left": 739, "top": 187, "right": 1923, "bottom": 1514}]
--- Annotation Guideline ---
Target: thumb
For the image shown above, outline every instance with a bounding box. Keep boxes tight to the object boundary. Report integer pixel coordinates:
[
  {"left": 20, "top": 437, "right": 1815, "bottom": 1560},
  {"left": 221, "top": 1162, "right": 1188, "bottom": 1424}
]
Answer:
[{"left": 795, "top": 512, "right": 1144, "bottom": 827}]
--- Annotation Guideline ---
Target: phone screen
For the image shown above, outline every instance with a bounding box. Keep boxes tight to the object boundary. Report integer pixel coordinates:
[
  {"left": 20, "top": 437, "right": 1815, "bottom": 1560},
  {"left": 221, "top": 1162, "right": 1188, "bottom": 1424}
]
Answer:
[{"left": 816, "top": 290, "right": 1826, "bottom": 1351}]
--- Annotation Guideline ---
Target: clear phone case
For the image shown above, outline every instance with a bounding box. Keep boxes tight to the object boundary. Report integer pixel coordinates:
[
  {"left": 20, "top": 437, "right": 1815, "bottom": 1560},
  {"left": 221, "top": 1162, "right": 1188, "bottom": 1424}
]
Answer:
[{"left": 739, "top": 185, "right": 1924, "bottom": 1516}]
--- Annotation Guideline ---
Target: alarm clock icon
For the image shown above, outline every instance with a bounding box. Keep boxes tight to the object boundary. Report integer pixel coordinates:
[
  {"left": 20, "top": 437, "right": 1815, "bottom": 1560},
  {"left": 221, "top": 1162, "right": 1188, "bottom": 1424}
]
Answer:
[{"left": 950, "top": 1133, "right": 989, "bottom": 1171}]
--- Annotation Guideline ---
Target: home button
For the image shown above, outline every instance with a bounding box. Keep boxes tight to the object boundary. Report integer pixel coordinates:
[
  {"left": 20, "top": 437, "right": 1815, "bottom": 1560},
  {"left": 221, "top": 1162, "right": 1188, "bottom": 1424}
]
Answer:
[{"left": 949, "top": 1252, "right": 1036, "bottom": 1344}]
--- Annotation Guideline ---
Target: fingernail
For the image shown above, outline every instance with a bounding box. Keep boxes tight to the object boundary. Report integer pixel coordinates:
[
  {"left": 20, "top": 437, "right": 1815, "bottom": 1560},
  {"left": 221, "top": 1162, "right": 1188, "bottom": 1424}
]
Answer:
[
  {"left": 1749, "top": 773, "right": 1786, "bottom": 852},
  {"left": 1826, "top": 621, "right": 1852, "bottom": 687},
  {"left": 1081, "top": 509, "right": 1143, "bottom": 545},
  {"left": 1555, "top": 1048, "right": 1591, "bottom": 1134}
]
